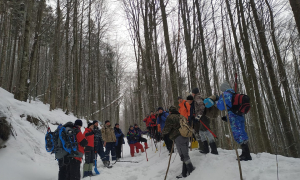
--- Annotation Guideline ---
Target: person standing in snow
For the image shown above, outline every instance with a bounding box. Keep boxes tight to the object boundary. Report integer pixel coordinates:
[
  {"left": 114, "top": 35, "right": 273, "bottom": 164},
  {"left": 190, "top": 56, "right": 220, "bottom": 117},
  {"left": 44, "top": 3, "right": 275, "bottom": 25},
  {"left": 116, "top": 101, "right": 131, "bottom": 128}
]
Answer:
[
  {"left": 72, "top": 120, "right": 88, "bottom": 179},
  {"left": 127, "top": 125, "right": 145, "bottom": 157},
  {"left": 114, "top": 123, "right": 125, "bottom": 161},
  {"left": 58, "top": 120, "right": 88, "bottom": 180},
  {"left": 83, "top": 122, "right": 95, "bottom": 178},
  {"left": 134, "top": 124, "right": 149, "bottom": 149},
  {"left": 216, "top": 81, "right": 252, "bottom": 161},
  {"left": 192, "top": 88, "right": 218, "bottom": 155},
  {"left": 178, "top": 96, "right": 190, "bottom": 120},
  {"left": 101, "top": 120, "right": 117, "bottom": 166},
  {"left": 157, "top": 107, "right": 172, "bottom": 153},
  {"left": 163, "top": 106, "right": 195, "bottom": 179},
  {"left": 93, "top": 120, "right": 106, "bottom": 166}
]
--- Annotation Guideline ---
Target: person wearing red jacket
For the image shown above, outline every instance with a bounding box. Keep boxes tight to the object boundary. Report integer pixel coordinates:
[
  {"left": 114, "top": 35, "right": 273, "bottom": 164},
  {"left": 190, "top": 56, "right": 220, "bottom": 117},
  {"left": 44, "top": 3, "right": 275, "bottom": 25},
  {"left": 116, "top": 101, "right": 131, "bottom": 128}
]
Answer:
[
  {"left": 143, "top": 115, "right": 151, "bottom": 132},
  {"left": 148, "top": 112, "right": 157, "bottom": 139},
  {"left": 83, "top": 122, "right": 95, "bottom": 178},
  {"left": 71, "top": 120, "right": 88, "bottom": 180}
]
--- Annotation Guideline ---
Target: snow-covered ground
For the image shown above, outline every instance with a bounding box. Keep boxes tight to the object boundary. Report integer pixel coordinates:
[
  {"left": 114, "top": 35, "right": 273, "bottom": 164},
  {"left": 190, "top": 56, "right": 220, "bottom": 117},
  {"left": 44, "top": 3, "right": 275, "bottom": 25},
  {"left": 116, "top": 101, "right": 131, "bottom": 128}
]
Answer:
[{"left": 1, "top": 87, "right": 300, "bottom": 180}]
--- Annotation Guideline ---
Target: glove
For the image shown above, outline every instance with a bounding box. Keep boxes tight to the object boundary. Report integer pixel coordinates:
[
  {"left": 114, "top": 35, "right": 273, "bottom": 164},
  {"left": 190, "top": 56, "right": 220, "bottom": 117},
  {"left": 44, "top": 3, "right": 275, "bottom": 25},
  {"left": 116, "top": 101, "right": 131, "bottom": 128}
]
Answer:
[
  {"left": 195, "top": 115, "right": 201, "bottom": 121},
  {"left": 221, "top": 116, "right": 228, "bottom": 122}
]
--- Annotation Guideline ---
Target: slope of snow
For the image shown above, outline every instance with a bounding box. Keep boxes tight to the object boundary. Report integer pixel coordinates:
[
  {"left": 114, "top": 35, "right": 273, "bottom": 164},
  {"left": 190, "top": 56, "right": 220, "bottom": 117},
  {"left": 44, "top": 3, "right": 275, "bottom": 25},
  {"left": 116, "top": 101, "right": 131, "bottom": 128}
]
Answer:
[{"left": 1, "top": 87, "right": 300, "bottom": 180}]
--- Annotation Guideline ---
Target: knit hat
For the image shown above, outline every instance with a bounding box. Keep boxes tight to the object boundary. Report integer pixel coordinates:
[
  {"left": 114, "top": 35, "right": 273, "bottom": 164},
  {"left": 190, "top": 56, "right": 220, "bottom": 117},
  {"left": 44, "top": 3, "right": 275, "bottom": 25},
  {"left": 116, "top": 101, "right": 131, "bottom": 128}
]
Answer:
[
  {"left": 134, "top": 124, "right": 138, "bottom": 126},
  {"left": 88, "top": 122, "right": 94, "bottom": 128},
  {"left": 178, "top": 96, "right": 183, "bottom": 100},
  {"left": 105, "top": 120, "right": 110, "bottom": 124},
  {"left": 169, "top": 106, "right": 178, "bottom": 113},
  {"left": 75, "top": 119, "right": 82, "bottom": 126},
  {"left": 93, "top": 120, "right": 98, "bottom": 125},
  {"left": 129, "top": 125, "right": 134, "bottom": 130},
  {"left": 187, "top": 95, "right": 194, "bottom": 100},
  {"left": 157, "top": 107, "right": 164, "bottom": 111},
  {"left": 220, "top": 81, "right": 232, "bottom": 92},
  {"left": 115, "top": 123, "right": 119, "bottom": 126},
  {"left": 192, "top": 88, "right": 199, "bottom": 94}
]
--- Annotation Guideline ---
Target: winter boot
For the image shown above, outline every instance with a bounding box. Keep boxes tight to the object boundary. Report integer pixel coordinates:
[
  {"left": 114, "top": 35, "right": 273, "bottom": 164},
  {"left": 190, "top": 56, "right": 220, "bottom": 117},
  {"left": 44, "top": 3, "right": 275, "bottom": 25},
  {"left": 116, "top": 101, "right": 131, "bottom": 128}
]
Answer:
[
  {"left": 176, "top": 163, "right": 188, "bottom": 178},
  {"left": 239, "top": 143, "right": 252, "bottom": 161},
  {"left": 185, "top": 160, "right": 195, "bottom": 175},
  {"left": 198, "top": 140, "right": 203, "bottom": 151},
  {"left": 82, "top": 171, "right": 89, "bottom": 178},
  {"left": 200, "top": 141, "right": 209, "bottom": 154},
  {"left": 209, "top": 142, "right": 219, "bottom": 155}
]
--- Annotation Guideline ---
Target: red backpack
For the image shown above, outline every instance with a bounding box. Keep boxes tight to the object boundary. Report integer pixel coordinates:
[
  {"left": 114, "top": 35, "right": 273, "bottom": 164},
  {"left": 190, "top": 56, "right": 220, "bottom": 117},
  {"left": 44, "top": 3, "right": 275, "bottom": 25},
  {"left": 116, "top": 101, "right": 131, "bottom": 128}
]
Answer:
[{"left": 230, "top": 93, "right": 251, "bottom": 116}]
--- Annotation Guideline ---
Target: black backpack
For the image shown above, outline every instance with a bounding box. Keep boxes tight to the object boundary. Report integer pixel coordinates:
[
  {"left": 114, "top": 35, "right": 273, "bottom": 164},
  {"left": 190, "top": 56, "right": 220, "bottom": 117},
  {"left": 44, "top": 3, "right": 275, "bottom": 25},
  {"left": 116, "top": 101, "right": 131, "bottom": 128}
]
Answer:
[
  {"left": 45, "top": 122, "right": 82, "bottom": 160},
  {"left": 229, "top": 93, "right": 251, "bottom": 116}
]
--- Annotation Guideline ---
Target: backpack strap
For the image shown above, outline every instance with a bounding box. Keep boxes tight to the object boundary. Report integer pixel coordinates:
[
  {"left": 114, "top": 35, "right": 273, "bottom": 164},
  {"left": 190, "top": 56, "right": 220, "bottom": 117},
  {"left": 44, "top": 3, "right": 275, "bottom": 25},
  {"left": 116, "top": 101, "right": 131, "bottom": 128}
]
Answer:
[{"left": 184, "top": 101, "right": 188, "bottom": 112}]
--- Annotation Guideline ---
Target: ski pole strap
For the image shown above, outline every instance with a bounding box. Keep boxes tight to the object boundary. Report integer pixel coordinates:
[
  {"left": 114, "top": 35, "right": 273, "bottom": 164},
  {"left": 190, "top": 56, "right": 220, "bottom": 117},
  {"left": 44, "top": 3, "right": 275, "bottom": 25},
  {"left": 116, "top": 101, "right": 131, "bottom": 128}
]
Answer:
[{"left": 199, "top": 120, "right": 218, "bottom": 139}]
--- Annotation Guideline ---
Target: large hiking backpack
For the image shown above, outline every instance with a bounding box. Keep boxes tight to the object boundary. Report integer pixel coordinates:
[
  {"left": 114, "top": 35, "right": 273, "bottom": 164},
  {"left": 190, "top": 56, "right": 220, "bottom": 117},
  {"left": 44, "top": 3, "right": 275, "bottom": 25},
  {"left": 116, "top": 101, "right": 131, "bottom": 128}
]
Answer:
[
  {"left": 178, "top": 115, "right": 193, "bottom": 138},
  {"left": 45, "top": 122, "right": 81, "bottom": 160},
  {"left": 230, "top": 93, "right": 251, "bottom": 116}
]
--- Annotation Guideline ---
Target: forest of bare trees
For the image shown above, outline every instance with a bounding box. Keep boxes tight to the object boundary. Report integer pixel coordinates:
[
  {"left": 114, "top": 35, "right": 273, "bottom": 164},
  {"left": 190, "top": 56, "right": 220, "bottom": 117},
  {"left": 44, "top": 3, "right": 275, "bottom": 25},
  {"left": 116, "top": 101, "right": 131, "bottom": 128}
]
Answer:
[
  {"left": 0, "top": 0, "right": 124, "bottom": 125},
  {"left": 0, "top": 0, "right": 299, "bottom": 158},
  {"left": 120, "top": 0, "right": 300, "bottom": 158}
]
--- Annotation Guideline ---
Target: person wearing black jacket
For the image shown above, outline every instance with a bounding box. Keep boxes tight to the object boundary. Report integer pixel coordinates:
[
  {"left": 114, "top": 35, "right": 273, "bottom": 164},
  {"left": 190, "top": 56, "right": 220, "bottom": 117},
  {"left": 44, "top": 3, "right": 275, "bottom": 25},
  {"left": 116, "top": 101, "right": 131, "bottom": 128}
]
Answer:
[
  {"left": 114, "top": 123, "right": 125, "bottom": 161},
  {"left": 93, "top": 120, "right": 105, "bottom": 165}
]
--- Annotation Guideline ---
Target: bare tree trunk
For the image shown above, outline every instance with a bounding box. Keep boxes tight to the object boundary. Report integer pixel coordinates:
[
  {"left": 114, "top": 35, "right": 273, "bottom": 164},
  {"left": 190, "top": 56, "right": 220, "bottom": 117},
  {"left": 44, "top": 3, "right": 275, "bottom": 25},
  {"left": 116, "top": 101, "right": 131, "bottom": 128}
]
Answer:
[
  {"left": 288, "top": 0, "right": 300, "bottom": 35},
  {"left": 50, "top": 0, "right": 61, "bottom": 110},
  {"left": 250, "top": 0, "right": 299, "bottom": 157},
  {"left": 15, "top": 0, "right": 34, "bottom": 101},
  {"left": 159, "top": 0, "right": 178, "bottom": 105}
]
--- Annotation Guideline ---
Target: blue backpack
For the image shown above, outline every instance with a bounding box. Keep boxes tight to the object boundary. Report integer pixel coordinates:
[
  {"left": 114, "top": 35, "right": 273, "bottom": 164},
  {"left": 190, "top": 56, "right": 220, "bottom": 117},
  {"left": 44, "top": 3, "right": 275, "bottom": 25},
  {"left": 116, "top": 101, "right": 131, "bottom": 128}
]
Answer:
[{"left": 45, "top": 122, "right": 81, "bottom": 160}]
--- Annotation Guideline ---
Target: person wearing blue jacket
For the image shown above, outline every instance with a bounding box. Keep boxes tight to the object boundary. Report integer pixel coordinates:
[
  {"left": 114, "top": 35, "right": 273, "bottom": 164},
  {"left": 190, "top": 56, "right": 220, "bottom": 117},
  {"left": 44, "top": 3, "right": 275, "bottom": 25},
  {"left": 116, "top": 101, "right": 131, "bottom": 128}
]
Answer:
[
  {"left": 216, "top": 81, "right": 252, "bottom": 161},
  {"left": 114, "top": 123, "right": 125, "bottom": 161},
  {"left": 157, "top": 107, "right": 172, "bottom": 153}
]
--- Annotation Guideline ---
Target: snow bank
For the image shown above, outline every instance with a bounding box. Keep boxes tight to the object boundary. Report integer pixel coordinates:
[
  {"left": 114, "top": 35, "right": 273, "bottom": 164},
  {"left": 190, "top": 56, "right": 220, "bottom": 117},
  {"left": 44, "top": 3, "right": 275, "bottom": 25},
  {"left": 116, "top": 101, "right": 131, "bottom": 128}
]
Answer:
[{"left": 1, "top": 87, "right": 300, "bottom": 180}]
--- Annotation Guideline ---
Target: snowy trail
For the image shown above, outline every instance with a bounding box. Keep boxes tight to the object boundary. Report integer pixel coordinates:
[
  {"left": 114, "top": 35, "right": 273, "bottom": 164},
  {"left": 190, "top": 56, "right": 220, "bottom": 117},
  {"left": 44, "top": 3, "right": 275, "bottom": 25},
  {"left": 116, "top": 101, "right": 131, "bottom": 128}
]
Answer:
[{"left": 1, "top": 87, "right": 300, "bottom": 180}]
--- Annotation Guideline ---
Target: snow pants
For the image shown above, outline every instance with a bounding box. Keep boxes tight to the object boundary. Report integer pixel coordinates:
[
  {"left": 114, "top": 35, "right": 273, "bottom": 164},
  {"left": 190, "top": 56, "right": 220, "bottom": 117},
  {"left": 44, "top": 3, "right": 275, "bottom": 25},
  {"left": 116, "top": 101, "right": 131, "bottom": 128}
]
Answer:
[
  {"left": 175, "top": 135, "right": 190, "bottom": 163},
  {"left": 58, "top": 157, "right": 81, "bottom": 180},
  {"left": 104, "top": 142, "right": 116, "bottom": 161},
  {"left": 83, "top": 146, "right": 94, "bottom": 172},
  {"left": 116, "top": 139, "right": 123, "bottom": 159},
  {"left": 96, "top": 140, "right": 106, "bottom": 162},
  {"left": 199, "top": 130, "right": 215, "bottom": 143},
  {"left": 229, "top": 111, "right": 249, "bottom": 144},
  {"left": 129, "top": 142, "right": 144, "bottom": 157}
]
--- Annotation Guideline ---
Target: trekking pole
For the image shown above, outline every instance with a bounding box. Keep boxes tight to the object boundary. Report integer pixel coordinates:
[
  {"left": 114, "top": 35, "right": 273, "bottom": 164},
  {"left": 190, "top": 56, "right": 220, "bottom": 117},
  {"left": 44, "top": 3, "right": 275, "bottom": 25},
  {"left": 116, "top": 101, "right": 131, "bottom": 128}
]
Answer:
[
  {"left": 222, "top": 93, "right": 243, "bottom": 180},
  {"left": 145, "top": 146, "right": 149, "bottom": 161},
  {"left": 199, "top": 120, "right": 218, "bottom": 139},
  {"left": 164, "top": 141, "right": 174, "bottom": 180}
]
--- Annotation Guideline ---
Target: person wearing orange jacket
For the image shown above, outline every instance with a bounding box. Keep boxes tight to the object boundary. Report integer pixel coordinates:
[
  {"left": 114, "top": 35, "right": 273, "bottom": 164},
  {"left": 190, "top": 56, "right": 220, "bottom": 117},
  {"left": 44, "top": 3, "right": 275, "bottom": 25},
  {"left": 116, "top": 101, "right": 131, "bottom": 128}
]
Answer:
[
  {"left": 178, "top": 96, "right": 191, "bottom": 120},
  {"left": 83, "top": 122, "right": 95, "bottom": 178}
]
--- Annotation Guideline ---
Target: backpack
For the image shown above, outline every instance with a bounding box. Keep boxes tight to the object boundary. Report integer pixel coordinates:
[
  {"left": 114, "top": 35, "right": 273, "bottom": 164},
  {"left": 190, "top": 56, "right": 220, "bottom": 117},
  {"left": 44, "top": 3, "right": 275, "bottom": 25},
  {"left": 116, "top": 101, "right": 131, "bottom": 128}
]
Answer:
[
  {"left": 229, "top": 93, "right": 251, "bottom": 116},
  {"left": 178, "top": 115, "right": 193, "bottom": 138},
  {"left": 45, "top": 122, "right": 81, "bottom": 160}
]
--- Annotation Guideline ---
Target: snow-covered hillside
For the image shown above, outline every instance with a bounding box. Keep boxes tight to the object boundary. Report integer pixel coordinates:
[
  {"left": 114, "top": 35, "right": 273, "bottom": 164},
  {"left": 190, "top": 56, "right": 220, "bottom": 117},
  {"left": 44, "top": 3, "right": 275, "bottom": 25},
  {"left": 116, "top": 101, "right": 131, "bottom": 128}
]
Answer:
[{"left": 1, "top": 87, "right": 300, "bottom": 180}]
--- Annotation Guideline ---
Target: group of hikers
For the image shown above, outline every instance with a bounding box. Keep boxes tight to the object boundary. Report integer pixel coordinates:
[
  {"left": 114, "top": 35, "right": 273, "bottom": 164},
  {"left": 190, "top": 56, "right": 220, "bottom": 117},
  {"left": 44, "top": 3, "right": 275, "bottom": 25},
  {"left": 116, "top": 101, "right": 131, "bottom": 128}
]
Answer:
[
  {"left": 141, "top": 81, "right": 252, "bottom": 178},
  {"left": 54, "top": 119, "right": 150, "bottom": 180},
  {"left": 47, "top": 81, "right": 252, "bottom": 179}
]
